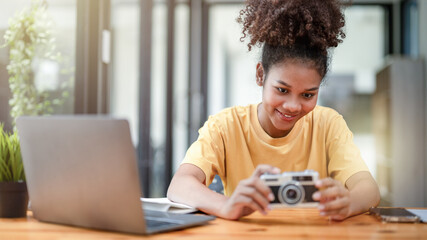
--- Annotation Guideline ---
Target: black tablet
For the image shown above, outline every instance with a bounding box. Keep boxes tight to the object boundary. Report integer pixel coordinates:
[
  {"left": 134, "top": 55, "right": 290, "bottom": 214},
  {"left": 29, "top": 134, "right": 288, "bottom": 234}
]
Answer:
[{"left": 369, "top": 207, "right": 421, "bottom": 223}]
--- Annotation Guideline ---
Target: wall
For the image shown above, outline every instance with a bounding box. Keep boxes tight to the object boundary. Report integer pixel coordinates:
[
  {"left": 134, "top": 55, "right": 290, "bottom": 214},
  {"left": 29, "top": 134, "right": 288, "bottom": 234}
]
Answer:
[{"left": 419, "top": 0, "right": 427, "bottom": 207}]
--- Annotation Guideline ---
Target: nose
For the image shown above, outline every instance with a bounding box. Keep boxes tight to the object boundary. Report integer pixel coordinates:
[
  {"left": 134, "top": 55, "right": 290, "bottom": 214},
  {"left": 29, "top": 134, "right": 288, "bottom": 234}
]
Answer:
[{"left": 282, "top": 97, "right": 301, "bottom": 113}]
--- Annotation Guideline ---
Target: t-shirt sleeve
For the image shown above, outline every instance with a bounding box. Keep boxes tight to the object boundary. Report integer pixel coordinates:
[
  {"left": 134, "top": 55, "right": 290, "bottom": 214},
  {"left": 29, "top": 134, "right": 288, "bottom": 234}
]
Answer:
[
  {"left": 181, "top": 116, "right": 225, "bottom": 186},
  {"left": 325, "top": 112, "right": 370, "bottom": 186}
]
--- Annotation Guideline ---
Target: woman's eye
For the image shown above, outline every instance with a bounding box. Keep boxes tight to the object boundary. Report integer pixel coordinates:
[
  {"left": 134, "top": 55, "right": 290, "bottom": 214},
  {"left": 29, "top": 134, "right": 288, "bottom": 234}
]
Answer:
[
  {"left": 277, "top": 88, "right": 287, "bottom": 93},
  {"left": 303, "top": 93, "right": 314, "bottom": 98}
]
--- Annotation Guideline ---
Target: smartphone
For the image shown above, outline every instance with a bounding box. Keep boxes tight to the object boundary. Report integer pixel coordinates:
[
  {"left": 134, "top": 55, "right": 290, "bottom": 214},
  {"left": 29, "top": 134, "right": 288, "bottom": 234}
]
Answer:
[{"left": 369, "top": 207, "right": 421, "bottom": 223}]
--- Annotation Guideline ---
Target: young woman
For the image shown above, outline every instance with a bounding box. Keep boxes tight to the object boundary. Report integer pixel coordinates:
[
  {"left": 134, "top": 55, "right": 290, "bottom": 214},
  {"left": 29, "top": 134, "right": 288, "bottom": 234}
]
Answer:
[{"left": 167, "top": 0, "right": 380, "bottom": 220}]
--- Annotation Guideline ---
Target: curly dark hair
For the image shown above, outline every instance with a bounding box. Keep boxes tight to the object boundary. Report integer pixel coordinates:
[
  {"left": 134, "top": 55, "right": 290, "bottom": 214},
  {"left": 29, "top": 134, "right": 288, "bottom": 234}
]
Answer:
[{"left": 237, "top": 0, "right": 347, "bottom": 78}]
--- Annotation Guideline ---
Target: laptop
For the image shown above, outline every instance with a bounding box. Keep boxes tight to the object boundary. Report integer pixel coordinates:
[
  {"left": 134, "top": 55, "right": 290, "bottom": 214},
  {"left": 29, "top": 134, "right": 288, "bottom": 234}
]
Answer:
[{"left": 16, "top": 116, "right": 215, "bottom": 235}]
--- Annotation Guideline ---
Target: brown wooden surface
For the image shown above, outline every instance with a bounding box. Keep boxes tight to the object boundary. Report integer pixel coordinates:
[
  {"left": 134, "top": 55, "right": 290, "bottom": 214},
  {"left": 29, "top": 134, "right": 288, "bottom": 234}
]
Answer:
[{"left": 0, "top": 209, "right": 426, "bottom": 239}]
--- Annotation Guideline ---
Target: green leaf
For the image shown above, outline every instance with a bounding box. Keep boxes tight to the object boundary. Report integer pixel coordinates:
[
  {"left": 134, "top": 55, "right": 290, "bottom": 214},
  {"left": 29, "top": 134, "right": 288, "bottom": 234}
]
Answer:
[
  {"left": 3, "top": 0, "right": 73, "bottom": 128},
  {"left": 0, "top": 125, "right": 24, "bottom": 182}
]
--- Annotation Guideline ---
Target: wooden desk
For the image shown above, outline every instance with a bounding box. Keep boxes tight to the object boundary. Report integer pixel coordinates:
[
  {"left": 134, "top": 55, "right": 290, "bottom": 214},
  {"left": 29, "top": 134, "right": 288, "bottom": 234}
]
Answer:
[{"left": 0, "top": 209, "right": 426, "bottom": 239}]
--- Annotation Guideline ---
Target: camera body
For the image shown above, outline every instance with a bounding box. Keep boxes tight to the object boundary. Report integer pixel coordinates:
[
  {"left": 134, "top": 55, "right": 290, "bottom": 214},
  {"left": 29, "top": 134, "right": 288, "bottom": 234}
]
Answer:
[{"left": 260, "top": 170, "right": 319, "bottom": 208}]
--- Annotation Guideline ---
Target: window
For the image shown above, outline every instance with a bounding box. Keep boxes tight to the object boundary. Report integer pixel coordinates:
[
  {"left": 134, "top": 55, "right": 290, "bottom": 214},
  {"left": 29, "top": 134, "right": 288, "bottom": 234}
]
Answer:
[
  {"left": 319, "top": 6, "right": 387, "bottom": 178},
  {"left": 0, "top": 0, "right": 76, "bottom": 130},
  {"left": 110, "top": 0, "right": 140, "bottom": 144}
]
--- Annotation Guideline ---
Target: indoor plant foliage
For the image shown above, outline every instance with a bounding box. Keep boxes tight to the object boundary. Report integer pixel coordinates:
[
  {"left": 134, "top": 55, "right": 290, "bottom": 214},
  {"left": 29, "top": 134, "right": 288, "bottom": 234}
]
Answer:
[
  {"left": 0, "top": 124, "right": 25, "bottom": 182},
  {"left": 0, "top": 124, "right": 28, "bottom": 218},
  {"left": 2, "top": 0, "right": 71, "bottom": 126}
]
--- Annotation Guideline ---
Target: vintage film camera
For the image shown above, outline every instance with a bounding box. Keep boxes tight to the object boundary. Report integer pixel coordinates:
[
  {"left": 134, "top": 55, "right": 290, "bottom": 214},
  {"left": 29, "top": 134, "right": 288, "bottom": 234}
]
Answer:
[{"left": 260, "top": 170, "right": 319, "bottom": 208}]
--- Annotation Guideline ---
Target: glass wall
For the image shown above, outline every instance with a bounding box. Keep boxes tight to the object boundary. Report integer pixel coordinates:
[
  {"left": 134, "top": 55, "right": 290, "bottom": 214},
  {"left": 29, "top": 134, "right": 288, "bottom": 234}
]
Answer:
[
  {"left": 0, "top": 0, "right": 76, "bottom": 131},
  {"left": 173, "top": 3, "right": 190, "bottom": 172},
  {"left": 320, "top": 6, "right": 386, "bottom": 178},
  {"left": 208, "top": 4, "right": 260, "bottom": 116},
  {"left": 150, "top": 0, "right": 168, "bottom": 197},
  {"left": 110, "top": 0, "right": 190, "bottom": 197},
  {"left": 110, "top": 0, "right": 170, "bottom": 197},
  {"left": 403, "top": 0, "right": 419, "bottom": 57},
  {"left": 110, "top": 0, "right": 140, "bottom": 145},
  {"left": 143, "top": 1, "right": 191, "bottom": 196}
]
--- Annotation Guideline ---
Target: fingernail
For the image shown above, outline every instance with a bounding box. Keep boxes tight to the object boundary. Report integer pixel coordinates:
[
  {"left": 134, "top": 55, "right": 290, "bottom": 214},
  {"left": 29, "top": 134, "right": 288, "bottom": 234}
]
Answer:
[
  {"left": 318, "top": 204, "right": 325, "bottom": 210},
  {"left": 313, "top": 192, "right": 320, "bottom": 200},
  {"left": 315, "top": 180, "right": 322, "bottom": 186},
  {"left": 320, "top": 211, "right": 326, "bottom": 216},
  {"left": 268, "top": 193, "right": 275, "bottom": 201}
]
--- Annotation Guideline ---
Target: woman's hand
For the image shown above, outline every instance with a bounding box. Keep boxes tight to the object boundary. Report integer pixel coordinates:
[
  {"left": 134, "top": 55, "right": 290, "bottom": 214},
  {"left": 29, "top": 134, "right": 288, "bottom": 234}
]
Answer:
[
  {"left": 219, "top": 164, "right": 280, "bottom": 220},
  {"left": 312, "top": 178, "right": 351, "bottom": 221},
  {"left": 312, "top": 172, "right": 380, "bottom": 221}
]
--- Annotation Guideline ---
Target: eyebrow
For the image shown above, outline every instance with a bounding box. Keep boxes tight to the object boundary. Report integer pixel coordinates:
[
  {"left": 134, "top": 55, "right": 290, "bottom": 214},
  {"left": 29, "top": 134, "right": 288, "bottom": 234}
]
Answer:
[{"left": 276, "top": 80, "right": 319, "bottom": 91}]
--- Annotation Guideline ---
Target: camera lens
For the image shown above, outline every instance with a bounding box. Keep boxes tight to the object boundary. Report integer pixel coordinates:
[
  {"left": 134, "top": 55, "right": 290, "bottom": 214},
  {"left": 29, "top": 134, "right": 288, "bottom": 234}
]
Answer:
[
  {"left": 279, "top": 183, "right": 303, "bottom": 205},
  {"left": 286, "top": 189, "right": 297, "bottom": 200}
]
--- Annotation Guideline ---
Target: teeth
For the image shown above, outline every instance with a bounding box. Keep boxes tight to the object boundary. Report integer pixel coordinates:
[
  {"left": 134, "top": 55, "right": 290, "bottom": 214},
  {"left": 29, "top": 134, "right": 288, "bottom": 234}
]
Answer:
[{"left": 284, "top": 115, "right": 292, "bottom": 118}]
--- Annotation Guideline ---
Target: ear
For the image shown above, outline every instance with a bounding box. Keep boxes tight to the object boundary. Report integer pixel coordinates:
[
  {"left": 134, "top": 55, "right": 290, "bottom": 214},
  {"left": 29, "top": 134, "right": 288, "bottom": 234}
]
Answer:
[{"left": 256, "top": 62, "right": 265, "bottom": 86}]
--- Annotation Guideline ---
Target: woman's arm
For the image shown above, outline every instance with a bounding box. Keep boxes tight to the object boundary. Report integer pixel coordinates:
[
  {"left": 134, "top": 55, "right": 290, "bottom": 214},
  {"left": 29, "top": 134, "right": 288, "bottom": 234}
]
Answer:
[
  {"left": 167, "top": 164, "right": 227, "bottom": 216},
  {"left": 167, "top": 163, "right": 280, "bottom": 220},
  {"left": 312, "top": 171, "right": 380, "bottom": 220}
]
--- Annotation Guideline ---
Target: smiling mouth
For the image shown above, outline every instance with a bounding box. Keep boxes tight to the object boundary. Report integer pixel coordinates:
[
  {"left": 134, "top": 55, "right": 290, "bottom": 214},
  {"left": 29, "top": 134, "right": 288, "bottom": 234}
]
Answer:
[{"left": 276, "top": 109, "right": 298, "bottom": 121}]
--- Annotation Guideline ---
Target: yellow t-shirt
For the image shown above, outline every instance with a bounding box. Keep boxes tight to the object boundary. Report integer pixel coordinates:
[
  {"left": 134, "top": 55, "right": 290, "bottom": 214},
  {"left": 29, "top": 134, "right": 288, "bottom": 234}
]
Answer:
[{"left": 182, "top": 104, "right": 369, "bottom": 196}]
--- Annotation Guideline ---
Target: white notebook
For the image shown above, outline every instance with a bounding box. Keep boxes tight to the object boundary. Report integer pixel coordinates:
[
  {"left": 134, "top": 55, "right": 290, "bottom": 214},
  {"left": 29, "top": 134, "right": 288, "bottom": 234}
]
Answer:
[
  {"left": 408, "top": 209, "right": 427, "bottom": 223},
  {"left": 141, "top": 198, "right": 197, "bottom": 214}
]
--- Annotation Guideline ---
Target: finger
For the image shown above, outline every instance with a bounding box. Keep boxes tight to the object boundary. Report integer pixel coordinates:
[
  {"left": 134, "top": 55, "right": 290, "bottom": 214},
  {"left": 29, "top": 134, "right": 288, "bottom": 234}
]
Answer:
[
  {"left": 241, "top": 206, "right": 256, "bottom": 217},
  {"left": 319, "top": 206, "right": 350, "bottom": 220},
  {"left": 329, "top": 213, "right": 349, "bottom": 221},
  {"left": 239, "top": 185, "right": 271, "bottom": 211},
  {"left": 318, "top": 196, "right": 350, "bottom": 212},
  {"left": 313, "top": 186, "right": 347, "bottom": 202},
  {"left": 318, "top": 196, "right": 351, "bottom": 220},
  {"left": 234, "top": 194, "right": 267, "bottom": 215},
  {"left": 315, "top": 177, "right": 338, "bottom": 189},
  {"left": 237, "top": 181, "right": 271, "bottom": 208},
  {"left": 244, "top": 177, "right": 275, "bottom": 201},
  {"left": 313, "top": 179, "right": 348, "bottom": 201},
  {"left": 324, "top": 185, "right": 348, "bottom": 200},
  {"left": 252, "top": 164, "right": 281, "bottom": 178}
]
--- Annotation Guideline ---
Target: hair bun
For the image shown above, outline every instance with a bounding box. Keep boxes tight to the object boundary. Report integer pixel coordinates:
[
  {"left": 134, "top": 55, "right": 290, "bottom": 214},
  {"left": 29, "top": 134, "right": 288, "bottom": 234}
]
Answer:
[{"left": 237, "top": 0, "right": 346, "bottom": 54}]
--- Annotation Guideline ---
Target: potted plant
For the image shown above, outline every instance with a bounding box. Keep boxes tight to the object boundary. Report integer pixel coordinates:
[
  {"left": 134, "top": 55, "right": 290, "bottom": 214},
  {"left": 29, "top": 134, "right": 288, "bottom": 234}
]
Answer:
[{"left": 0, "top": 124, "right": 28, "bottom": 218}]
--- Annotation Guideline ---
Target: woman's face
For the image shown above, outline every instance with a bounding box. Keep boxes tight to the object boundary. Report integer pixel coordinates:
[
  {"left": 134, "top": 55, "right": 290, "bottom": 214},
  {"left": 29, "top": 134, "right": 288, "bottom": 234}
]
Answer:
[{"left": 256, "top": 61, "right": 322, "bottom": 138}]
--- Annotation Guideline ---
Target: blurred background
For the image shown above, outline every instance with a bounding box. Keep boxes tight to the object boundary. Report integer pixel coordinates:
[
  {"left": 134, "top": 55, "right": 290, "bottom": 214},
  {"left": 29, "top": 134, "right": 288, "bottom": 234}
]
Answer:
[{"left": 0, "top": 0, "right": 425, "bottom": 207}]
